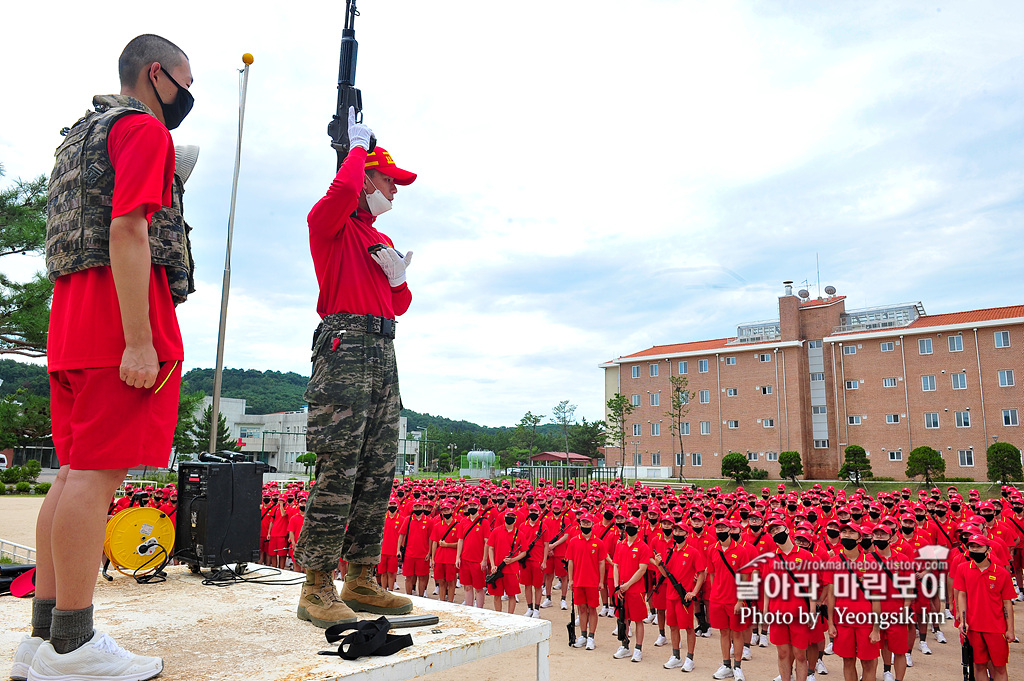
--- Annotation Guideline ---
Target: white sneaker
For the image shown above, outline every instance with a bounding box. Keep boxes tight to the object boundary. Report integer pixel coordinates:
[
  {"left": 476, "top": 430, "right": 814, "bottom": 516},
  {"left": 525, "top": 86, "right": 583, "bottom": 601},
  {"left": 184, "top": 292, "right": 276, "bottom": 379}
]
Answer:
[
  {"left": 575, "top": 616, "right": 580, "bottom": 626},
  {"left": 597, "top": 605, "right": 607, "bottom": 617},
  {"left": 540, "top": 598, "right": 553, "bottom": 608},
  {"left": 561, "top": 599, "right": 568, "bottom": 610},
  {"left": 654, "top": 635, "right": 668, "bottom": 647},
  {"left": 664, "top": 655, "right": 683, "bottom": 669},
  {"left": 934, "top": 630, "right": 947, "bottom": 644},
  {"left": 644, "top": 612, "right": 657, "bottom": 624},
  {"left": 750, "top": 633, "right": 759, "bottom": 646},
  {"left": 501, "top": 594, "right": 509, "bottom": 601},
  {"left": 586, "top": 637, "right": 595, "bottom": 650},
  {"left": 905, "top": 653, "right": 914, "bottom": 667},
  {"left": 10, "top": 636, "right": 44, "bottom": 681},
  {"left": 553, "top": 578, "right": 561, "bottom": 590},
  {"left": 701, "top": 629, "right": 713, "bottom": 638},
  {"left": 574, "top": 635, "right": 587, "bottom": 648},
  {"left": 531, "top": 609, "right": 540, "bottom": 619},
  {"left": 883, "top": 672, "right": 895, "bottom": 681},
  {"left": 773, "top": 676, "right": 782, "bottom": 681},
  {"left": 816, "top": 658, "right": 828, "bottom": 675},
  {"left": 807, "top": 674, "right": 816, "bottom": 681},
  {"left": 712, "top": 664, "right": 734, "bottom": 679},
  {"left": 631, "top": 648, "right": 642, "bottom": 663},
  {"left": 758, "top": 635, "right": 768, "bottom": 648},
  {"left": 733, "top": 668, "right": 745, "bottom": 681},
  {"left": 515, "top": 594, "right": 520, "bottom": 602},
  {"left": 28, "top": 632, "right": 162, "bottom": 681},
  {"left": 919, "top": 641, "right": 932, "bottom": 655},
  {"left": 682, "top": 657, "right": 695, "bottom": 672},
  {"left": 944, "top": 608, "right": 954, "bottom": 619},
  {"left": 525, "top": 608, "right": 534, "bottom": 617},
  {"left": 432, "top": 586, "right": 439, "bottom": 595},
  {"left": 613, "top": 645, "right": 632, "bottom": 659},
  {"left": 742, "top": 645, "right": 752, "bottom": 660},
  {"left": 824, "top": 642, "right": 833, "bottom": 655}
]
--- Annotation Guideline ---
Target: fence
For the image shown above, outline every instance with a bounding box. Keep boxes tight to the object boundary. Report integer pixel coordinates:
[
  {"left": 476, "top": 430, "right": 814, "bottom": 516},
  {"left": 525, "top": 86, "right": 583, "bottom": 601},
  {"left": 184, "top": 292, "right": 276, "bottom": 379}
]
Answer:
[
  {"left": 0, "top": 539, "right": 36, "bottom": 564},
  {"left": 511, "top": 465, "right": 622, "bottom": 489}
]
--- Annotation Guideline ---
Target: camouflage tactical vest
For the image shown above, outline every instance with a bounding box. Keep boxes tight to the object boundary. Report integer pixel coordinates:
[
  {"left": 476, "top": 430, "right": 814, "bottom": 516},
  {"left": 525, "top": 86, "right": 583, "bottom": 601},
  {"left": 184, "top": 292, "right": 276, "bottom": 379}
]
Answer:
[{"left": 45, "top": 94, "right": 195, "bottom": 304}]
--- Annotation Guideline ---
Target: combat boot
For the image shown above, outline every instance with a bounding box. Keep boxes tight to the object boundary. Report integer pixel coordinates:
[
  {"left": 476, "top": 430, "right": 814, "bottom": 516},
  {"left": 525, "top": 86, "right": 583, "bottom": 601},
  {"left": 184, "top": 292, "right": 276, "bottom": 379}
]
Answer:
[
  {"left": 341, "top": 563, "right": 414, "bottom": 614},
  {"left": 297, "top": 570, "right": 359, "bottom": 628}
]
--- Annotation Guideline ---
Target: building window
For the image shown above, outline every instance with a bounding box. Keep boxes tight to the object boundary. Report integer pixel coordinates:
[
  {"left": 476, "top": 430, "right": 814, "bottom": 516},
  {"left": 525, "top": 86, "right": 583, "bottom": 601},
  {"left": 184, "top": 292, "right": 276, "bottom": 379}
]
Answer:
[
  {"left": 883, "top": 377, "right": 898, "bottom": 388},
  {"left": 675, "top": 452, "right": 684, "bottom": 466},
  {"left": 700, "top": 421, "right": 711, "bottom": 435},
  {"left": 766, "top": 451, "right": 779, "bottom": 461},
  {"left": 699, "top": 390, "right": 710, "bottom": 404},
  {"left": 888, "top": 450, "right": 902, "bottom": 461},
  {"left": 919, "top": 338, "right": 933, "bottom": 355},
  {"left": 650, "top": 393, "right": 660, "bottom": 406},
  {"left": 922, "top": 375, "right": 936, "bottom": 391},
  {"left": 747, "top": 451, "right": 758, "bottom": 461},
  {"left": 955, "top": 411, "right": 971, "bottom": 428},
  {"left": 239, "top": 426, "right": 260, "bottom": 438},
  {"left": 813, "top": 439, "right": 829, "bottom": 449},
  {"left": 650, "top": 364, "right": 659, "bottom": 377},
  {"left": 763, "top": 418, "right": 775, "bottom": 428},
  {"left": 848, "top": 415, "right": 862, "bottom": 425},
  {"left": 812, "top": 406, "right": 827, "bottom": 415},
  {"left": 810, "top": 373, "right": 825, "bottom": 382},
  {"left": 691, "top": 452, "right": 703, "bottom": 466},
  {"left": 631, "top": 366, "right": 640, "bottom": 378},
  {"left": 958, "top": 449, "right": 974, "bottom": 467},
  {"left": 726, "top": 356, "right": 737, "bottom": 365},
  {"left": 995, "top": 331, "right": 1011, "bottom": 348},
  {"left": 845, "top": 380, "right": 859, "bottom": 390},
  {"left": 631, "top": 394, "right": 641, "bottom": 406},
  {"left": 651, "top": 452, "right": 661, "bottom": 466},
  {"left": 948, "top": 335, "right": 964, "bottom": 352},
  {"left": 886, "top": 414, "right": 900, "bottom": 424},
  {"left": 632, "top": 424, "right": 641, "bottom": 436},
  {"left": 698, "top": 359, "right": 709, "bottom": 373},
  {"left": 880, "top": 342, "right": 895, "bottom": 352},
  {"left": 680, "top": 391, "right": 690, "bottom": 404},
  {"left": 761, "top": 385, "right": 773, "bottom": 395},
  {"left": 651, "top": 423, "right": 661, "bottom": 436},
  {"left": 759, "top": 353, "right": 772, "bottom": 362},
  {"left": 924, "top": 413, "right": 939, "bottom": 429},
  {"left": 1003, "top": 409, "right": 1019, "bottom": 427},
  {"left": 726, "top": 388, "right": 738, "bottom": 397},
  {"left": 843, "top": 346, "right": 857, "bottom": 355},
  {"left": 634, "top": 453, "right": 643, "bottom": 466},
  {"left": 808, "top": 340, "right": 822, "bottom": 349},
  {"left": 680, "top": 422, "right": 690, "bottom": 435},
  {"left": 679, "top": 361, "right": 689, "bottom": 374},
  {"left": 727, "top": 420, "right": 739, "bottom": 429},
  {"left": 998, "top": 370, "right": 1015, "bottom": 387}
]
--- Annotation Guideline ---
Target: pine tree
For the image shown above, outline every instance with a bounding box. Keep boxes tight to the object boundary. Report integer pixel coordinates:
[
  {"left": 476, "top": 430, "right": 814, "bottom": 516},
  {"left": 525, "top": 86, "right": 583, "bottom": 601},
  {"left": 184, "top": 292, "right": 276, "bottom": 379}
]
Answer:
[{"left": 188, "top": 405, "right": 240, "bottom": 454}]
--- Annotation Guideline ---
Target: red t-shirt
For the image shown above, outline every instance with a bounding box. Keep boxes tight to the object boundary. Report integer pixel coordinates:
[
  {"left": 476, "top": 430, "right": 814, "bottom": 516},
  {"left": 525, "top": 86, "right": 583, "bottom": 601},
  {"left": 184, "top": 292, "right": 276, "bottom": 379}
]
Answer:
[
  {"left": 430, "top": 518, "right": 459, "bottom": 564},
  {"left": 381, "top": 513, "right": 403, "bottom": 555},
  {"left": 402, "top": 514, "right": 434, "bottom": 559},
  {"left": 517, "top": 520, "right": 546, "bottom": 563},
  {"left": 706, "top": 540, "right": 755, "bottom": 605},
  {"left": 567, "top": 535, "right": 607, "bottom": 588},
  {"left": 47, "top": 114, "right": 183, "bottom": 372},
  {"left": 457, "top": 515, "right": 490, "bottom": 563},
  {"left": 953, "top": 560, "right": 1015, "bottom": 633},
  {"left": 612, "top": 538, "right": 652, "bottom": 594},
  {"left": 287, "top": 513, "right": 304, "bottom": 541},
  {"left": 307, "top": 147, "right": 412, "bottom": 319},
  {"left": 488, "top": 523, "right": 522, "bottom": 568},
  {"left": 663, "top": 541, "right": 707, "bottom": 600},
  {"left": 760, "top": 546, "right": 816, "bottom": 616}
]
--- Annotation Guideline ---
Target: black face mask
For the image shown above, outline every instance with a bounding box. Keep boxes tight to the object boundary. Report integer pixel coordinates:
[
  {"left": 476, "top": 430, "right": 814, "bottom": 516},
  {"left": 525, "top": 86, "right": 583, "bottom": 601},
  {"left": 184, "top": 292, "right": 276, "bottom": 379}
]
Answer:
[
  {"left": 950, "top": 504, "right": 961, "bottom": 512},
  {"left": 1014, "top": 506, "right": 1024, "bottom": 514},
  {"left": 603, "top": 511, "right": 614, "bottom": 521},
  {"left": 901, "top": 526, "right": 914, "bottom": 535},
  {"left": 714, "top": 513, "right": 725, "bottom": 520},
  {"left": 936, "top": 511, "right": 947, "bottom": 518},
  {"left": 981, "top": 514, "right": 995, "bottom": 523},
  {"left": 915, "top": 514, "right": 926, "bottom": 522},
  {"left": 387, "top": 505, "right": 397, "bottom": 512},
  {"left": 840, "top": 537, "right": 859, "bottom": 550},
  {"left": 692, "top": 525, "right": 704, "bottom": 535},
  {"left": 869, "top": 512, "right": 881, "bottom": 520},
  {"left": 262, "top": 497, "right": 270, "bottom": 503},
  {"left": 806, "top": 512, "right": 818, "bottom": 523},
  {"left": 615, "top": 522, "right": 625, "bottom": 529},
  {"left": 673, "top": 534, "right": 686, "bottom": 544},
  {"left": 151, "top": 66, "right": 194, "bottom": 130},
  {"left": 703, "top": 511, "right": 713, "bottom": 519},
  {"left": 529, "top": 513, "right": 539, "bottom": 521},
  {"left": 730, "top": 532, "right": 741, "bottom": 541},
  {"left": 467, "top": 507, "right": 478, "bottom": 515},
  {"left": 624, "top": 525, "right": 639, "bottom": 537},
  {"left": 479, "top": 496, "right": 489, "bottom": 504},
  {"left": 969, "top": 550, "right": 988, "bottom": 564},
  {"left": 716, "top": 531, "right": 730, "bottom": 542},
  {"left": 959, "top": 534, "right": 971, "bottom": 544},
  {"left": 787, "top": 505, "right": 797, "bottom": 512},
  {"left": 762, "top": 494, "right": 770, "bottom": 500},
  {"left": 883, "top": 502, "right": 895, "bottom": 509},
  {"left": 442, "top": 513, "right": 452, "bottom": 520},
  {"left": 851, "top": 513, "right": 864, "bottom": 522},
  {"left": 739, "top": 511, "right": 750, "bottom": 520},
  {"left": 631, "top": 511, "right": 642, "bottom": 518},
  {"left": 772, "top": 531, "right": 788, "bottom": 545},
  {"left": 413, "top": 491, "right": 421, "bottom": 498},
  {"left": 873, "top": 539, "right": 889, "bottom": 550},
  {"left": 749, "top": 523, "right": 763, "bottom": 532},
  {"left": 641, "top": 504, "right": 649, "bottom": 512},
  {"left": 901, "top": 494, "right": 911, "bottom": 500},
  {"left": 826, "top": 528, "right": 840, "bottom": 539},
  {"left": 860, "top": 537, "right": 873, "bottom": 550},
  {"left": 505, "top": 515, "right": 516, "bottom": 525},
  {"left": 663, "top": 526, "right": 672, "bottom": 535},
  {"left": 821, "top": 505, "right": 833, "bottom": 513},
  {"left": 413, "top": 509, "right": 425, "bottom": 515}
]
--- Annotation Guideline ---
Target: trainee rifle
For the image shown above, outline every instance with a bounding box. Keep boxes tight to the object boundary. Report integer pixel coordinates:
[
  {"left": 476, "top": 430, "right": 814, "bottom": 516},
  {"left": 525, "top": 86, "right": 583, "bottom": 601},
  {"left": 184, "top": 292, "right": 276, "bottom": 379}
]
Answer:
[
  {"left": 613, "top": 591, "right": 630, "bottom": 649},
  {"left": 566, "top": 590, "right": 577, "bottom": 647},
  {"left": 327, "top": 0, "right": 375, "bottom": 169},
  {"left": 485, "top": 526, "right": 521, "bottom": 587}
]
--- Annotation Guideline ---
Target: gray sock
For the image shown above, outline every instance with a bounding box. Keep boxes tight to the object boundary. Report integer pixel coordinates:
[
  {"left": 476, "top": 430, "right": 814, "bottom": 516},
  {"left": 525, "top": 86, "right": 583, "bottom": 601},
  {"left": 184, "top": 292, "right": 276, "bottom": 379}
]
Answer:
[
  {"left": 31, "top": 598, "right": 56, "bottom": 640},
  {"left": 50, "top": 606, "right": 94, "bottom": 655}
]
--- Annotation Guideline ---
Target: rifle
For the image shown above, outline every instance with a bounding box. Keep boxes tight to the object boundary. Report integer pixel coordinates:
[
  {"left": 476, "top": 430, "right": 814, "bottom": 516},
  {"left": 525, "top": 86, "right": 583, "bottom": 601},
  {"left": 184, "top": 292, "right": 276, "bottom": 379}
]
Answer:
[
  {"left": 613, "top": 592, "right": 630, "bottom": 649},
  {"left": 961, "top": 632, "right": 976, "bottom": 681},
  {"left": 566, "top": 591, "right": 577, "bottom": 647},
  {"left": 327, "top": 0, "right": 376, "bottom": 170},
  {"left": 485, "top": 526, "right": 520, "bottom": 587}
]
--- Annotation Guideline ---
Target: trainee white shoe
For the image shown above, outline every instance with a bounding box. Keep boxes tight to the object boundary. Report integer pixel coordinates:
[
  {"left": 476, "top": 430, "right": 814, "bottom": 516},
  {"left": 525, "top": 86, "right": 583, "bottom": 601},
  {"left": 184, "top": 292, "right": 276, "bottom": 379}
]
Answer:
[
  {"left": 561, "top": 599, "right": 568, "bottom": 610},
  {"left": 28, "top": 632, "right": 163, "bottom": 681},
  {"left": 806, "top": 673, "right": 815, "bottom": 681},
  {"left": 732, "top": 668, "right": 745, "bottom": 681},
  {"left": 501, "top": 594, "right": 509, "bottom": 601},
  {"left": 823, "top": 642, "right": 833, "bottom": 655},
  {"left": 758, "top": 635, "right": 768, "bottom": 648},
  {"left": 905, "top": 653, "right": 914, "bottom": 667},
  {"left": 531, "top": 609, "right": 540, "bottom": 619},
  {"left": 816, "top": 658, "right": 828, "bottom": 675},
  {"left": 742, "top": 645, "right": 752, "bottom": 660},
  {"left": 654, "top": 635, "right": 668, "bottom": 647},
  {"left": 586, "top": 638, "right": 595, "bottom": 650},
  {"left": 432, "top": 586, "right": 439, "bottom": 595},
  {"left": 919, "top": 641, "right": 932, "bottom": 655},
  {"left": 664, "top": 655, "right": 683, "bottom": 669},
  {"left": 772, "top": 676, "right": 782, "bottom": 681},
  {"left": 574, "top": 635, "right": 587, "bottom": 648},
  {"left": 575, "top": 616, "right": 580, "bottom": 626},
  {"left": 934, "top": 630, "right": 947, "bottom": 644},
  {"left": 525, "top": 608, "right": 534, "bottom": 618},
  {"left": 631, "top": 648, "right": 642, "bottom": 663},
  {"left": 613, "top": 645, "right": 632, "bottom": 659},
  {"left": 944, "top": 608, "right": 954, "bottom": 619},
  {"left": 553, "top": 578, "right": 562, "bottom": 590},
  {"left": 682, "top": 657, "right": 695, "bottom": 672},
  {"left": 540, "top": 598, "right": 553, "bottom": 609},
  {"left": 883, "top": 672, "right": 895, "bottom": 681},
  {"left": 515, "top": 595, "right": 520, "bottom": 602},
  {"left": 10, "top": 636, "right": 44, "bottom": 681},
  {"left": 644, "top": 612, "right": 657, "bottom": 624},
  {"left": 750, "top": 633, "right": 759, "bottom": 646},
  {"left": 597, "top": 604, "right": 607, "bottom": 617},
  {"left": 712, "top": 664, "right": 734, "bottom": 679},
  {"left": 701, "top": 629, "right": 713, "bottom": 638}
]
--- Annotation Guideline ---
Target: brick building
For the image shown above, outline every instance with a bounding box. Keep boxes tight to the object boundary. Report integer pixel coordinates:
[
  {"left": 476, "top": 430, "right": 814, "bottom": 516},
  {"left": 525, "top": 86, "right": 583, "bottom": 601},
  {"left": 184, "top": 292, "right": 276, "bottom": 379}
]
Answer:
[{"left": 601, "top": 284, "right": 1022, "bottom": 481}]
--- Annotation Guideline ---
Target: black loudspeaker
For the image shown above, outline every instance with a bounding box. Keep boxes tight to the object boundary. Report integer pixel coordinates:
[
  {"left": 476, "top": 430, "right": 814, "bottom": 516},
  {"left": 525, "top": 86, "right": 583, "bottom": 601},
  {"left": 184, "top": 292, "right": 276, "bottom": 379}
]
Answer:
[{"left": 175, "top": 462, "right": 263, "bottom": 568}]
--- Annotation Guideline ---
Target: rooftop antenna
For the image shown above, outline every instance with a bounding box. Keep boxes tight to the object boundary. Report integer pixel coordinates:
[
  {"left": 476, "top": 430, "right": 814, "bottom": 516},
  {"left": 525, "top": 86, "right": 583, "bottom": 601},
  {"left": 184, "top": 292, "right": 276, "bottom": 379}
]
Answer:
[{"left": 816, "top": 253, "right": 821, "bottom": 298}]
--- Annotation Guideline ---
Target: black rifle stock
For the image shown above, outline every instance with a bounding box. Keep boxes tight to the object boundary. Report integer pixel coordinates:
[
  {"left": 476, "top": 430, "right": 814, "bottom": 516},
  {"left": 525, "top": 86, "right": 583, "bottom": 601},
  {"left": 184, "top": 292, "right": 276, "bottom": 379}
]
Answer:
[{"left": 327, "top": 0, "right": 375, "bottom": 170}]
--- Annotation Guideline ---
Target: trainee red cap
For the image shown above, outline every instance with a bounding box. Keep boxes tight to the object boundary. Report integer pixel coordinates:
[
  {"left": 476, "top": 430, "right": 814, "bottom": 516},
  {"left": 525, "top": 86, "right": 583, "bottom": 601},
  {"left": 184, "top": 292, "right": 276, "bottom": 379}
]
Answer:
[
  {"left": 365, "top": 147, "right": 416, "bottom": 185},
  {"left": 967, "top": 534, "right": 992, "bottom": 548}
]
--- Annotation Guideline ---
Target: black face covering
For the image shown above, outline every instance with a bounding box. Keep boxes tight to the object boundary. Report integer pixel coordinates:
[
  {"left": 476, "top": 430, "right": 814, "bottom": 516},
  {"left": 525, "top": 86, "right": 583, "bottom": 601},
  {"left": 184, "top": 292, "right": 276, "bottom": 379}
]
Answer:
[
  {"left": 714, "top": 513, "right": 725, "bottom": 520},
  {"left": 915, "top": 514, "right": 926, "bottom": 522},
  {"left": 413, "top": 509, "right": 425, "bottom": 515},
  {"left": 529, "top": 513, "right": 539, "bottom": 521},
  {"left": 969, "top": 550, "right": 988, "bottom": 564},
  {"left": 615, "top": 522, "right": 625, "bottom": 529},
  {"left": 412, "top": 491, "right": 421, "bottom": 498},
  {"left": 716, "top": 531, "right": 730, "bottom": 542},
  {"left": 387, "top": 505, "right": 397, "bottom": 512},
  {"left": 151, "top": 66, "right": 193, "bottom": 130},
  {"left": 851, "top": 513, "right": 864, "bottom": 522},
  {"left": 729, "top": 532, "right": 741, "bottom": 541},
  {"left": 673, "top": 534, "right": 686, "bottom": 544},
  {"left": 860, "top": 537, "right": 873, "bottom": 550},
  {"left": 936, "top": 511, "right": 947, "bottom": 518},
  {"left": 740, "top": 511, "right": 750, "bottom": 520},
  {"left": 505, "top": 514, "right": 516, "bottom": 525},
  {"left": 950, "top": 504, "right": 961, "bottom": 512},
  {"left": 807, "top": 512, "right": 818, "bottom": 522},
  {"left": 981, "top": 514, "right": 995, "bottom": 523},
  {"left": 869, "top": 512, "right": 881, "bottom": 520},
  {"left": 873, "top": 539, "right": 889, "bottom": 550},
  {"left": 624, "top": 525, "right": 639, "bottom": 537},
  {"left": 787, "top": 505, "right": 797, "bottom": 512},
  {"left": 826, "top": 528, "right": 840, "bottom": 539},
  {"left": 749, "top": 523, "right": 763, "bottom": 532},
  {"left": 772, "top": 531, "right": 788, "bottom": 545},
  {"left": 442, "top": 513, "right": 452, "bottom": 520},
  {"left": 692, "top": 525, "right": 704, "bottom": 535},
  {"left": 840, "top": 537, "right": 859, "bottom": 551},
  {"left": 901, "top": 526, "right": 914, "bottom": 535},
  {"left": 467, "top": 507, "right": 478, "bottom": 515},
  {"left": 603, "top": 510, "right": 614, "bottom": 521},
  {"left": 821, "top": 505, "right": 833, "bottom": 513}
]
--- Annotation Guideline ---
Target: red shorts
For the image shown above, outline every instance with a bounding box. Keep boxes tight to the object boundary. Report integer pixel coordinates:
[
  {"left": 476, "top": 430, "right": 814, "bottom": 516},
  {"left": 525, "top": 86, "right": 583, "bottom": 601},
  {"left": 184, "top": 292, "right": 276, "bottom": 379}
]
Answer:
[
  {"left": 544, "top": 556, "right": 568, "bottom": 577},
  {"left": 770, "top": 621, "right": 812, "bottom": 649},
  {"left": 573, "top": 586, "right": 599, "bottom": 608},
  {"left": 50, "top": 364, "right": 181, "bottom": 470},
  {"left": 379, "top": 553, "right": 399, "bottom": 574},
  {"left": 618, "top": 591, "right": 648, "bottom": 622},
  {"left": 459, "top": 562, "right": 485, "bottom": 589},
  {"left": 520, "top": 561, "right": 543, "bottom": 587},
  {"left": 268, "top": 536, "right": 288, "bottom": 556},
  {"left": 1011, "top": 550, "right": 1023, "bottom": 571},
  {"left": 833, "top": 625, "right": 881, "bottom": 661},
  {"left": 650, "top": 583, "right": 667, "bottom": 610},
  {"left": 665, "top": 599, "right": 695, "bottom": 630},
  {"left": 709, "top": 601, "right": 747, "bottom": 632},
  {"left": 433, "top": 562, "right": 456, "bottom": 581},
  {"left": 487, "top": 571, "right": 520, "bottom": 597},
  {"left": 967, "top": 630, "right": 1009, "bottom": 667},
  {"left": 880, "top": 622, "right": 909, "bottom": 655},
  {"left": 403, "top": 556, "right": 429, "bottom": 577}
]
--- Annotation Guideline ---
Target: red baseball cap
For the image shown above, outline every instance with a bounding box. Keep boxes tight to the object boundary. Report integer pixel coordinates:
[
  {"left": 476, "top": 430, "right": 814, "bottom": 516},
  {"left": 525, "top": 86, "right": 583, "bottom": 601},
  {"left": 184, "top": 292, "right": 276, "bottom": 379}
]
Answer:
[{"left": 365, "top": 147, "right": 416, "bottom": 185}]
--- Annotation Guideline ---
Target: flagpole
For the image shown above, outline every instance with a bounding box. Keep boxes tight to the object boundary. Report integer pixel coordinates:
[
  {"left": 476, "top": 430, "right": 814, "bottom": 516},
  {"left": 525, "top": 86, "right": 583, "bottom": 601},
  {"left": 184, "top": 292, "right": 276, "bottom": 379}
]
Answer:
[{"left": 210, "top": 53, "right": 254, "bottom": 453}]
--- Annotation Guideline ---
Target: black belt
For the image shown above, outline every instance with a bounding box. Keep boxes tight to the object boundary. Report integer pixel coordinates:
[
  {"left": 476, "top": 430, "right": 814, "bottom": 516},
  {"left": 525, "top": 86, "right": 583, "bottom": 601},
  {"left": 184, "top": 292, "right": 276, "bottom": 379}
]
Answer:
[{"left": 322, "top": 313, "right": 397, "bottom": 340}]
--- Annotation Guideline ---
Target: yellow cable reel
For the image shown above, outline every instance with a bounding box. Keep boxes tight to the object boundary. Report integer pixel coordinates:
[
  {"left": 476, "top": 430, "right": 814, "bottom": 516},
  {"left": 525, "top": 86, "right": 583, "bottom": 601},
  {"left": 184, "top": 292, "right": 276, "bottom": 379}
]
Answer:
[{"left": 104, "top": 507, "right": 175, "bottom": 577}]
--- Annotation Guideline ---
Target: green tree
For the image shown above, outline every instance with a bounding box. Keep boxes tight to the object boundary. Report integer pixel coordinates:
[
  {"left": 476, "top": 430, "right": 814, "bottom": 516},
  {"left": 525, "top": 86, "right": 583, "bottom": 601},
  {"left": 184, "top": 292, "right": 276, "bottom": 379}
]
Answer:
[
  {"left": 0, "top": 167, "right": 52, "bottom": 358},
  {"left": 838, "top": 444, "right": 872, "bottom": 485},
  {"left": 550, "top": 400, "right": 577, "bottom": 454},
  {"left": 513, "top": 411, "right": 545, "bottom": 458},
  {"left": 172, "top": 390, "right": 204, "bottom": 457},
  {"left": 722, "top": 452, "right": 752, "bottom": 484},
  {"left": 987, "top": 442, "right": 1023, "bottom": 484},
  {"left": 665, "top": 375, "right": 691, "bottom": 480},
  {"left": 296, "top": 452, "right": 316, "bottom": 480},
  {"left": 567, "top": 417, "right": 605, "bottom": 461},
  {"left": 604, "top": 393, "right": 636, "bottom": 469},
  {"left": 778, "top": 451, "right": 803, "bottom": 483},
  {"left": 0, "top": 358, "right": 50, "bottom": 397},
  {"left": 906, "top": 446, "right": 945, "bottom": 486},
  {"left": 0, "top": 389, "right": 51, "bottom": 450},
  {"left": 188, "top": 405, "right": 240, "bottom": 454}
]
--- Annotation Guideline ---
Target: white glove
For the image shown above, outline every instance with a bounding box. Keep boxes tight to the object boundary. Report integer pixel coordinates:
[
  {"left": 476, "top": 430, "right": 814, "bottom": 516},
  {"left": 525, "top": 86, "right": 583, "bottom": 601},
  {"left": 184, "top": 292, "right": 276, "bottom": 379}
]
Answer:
[
  {"left": 348, "top": 106, "right": 374, "bottom": 150},
  {"left": 371, "top": 247, "right": 413, "bottom": 287}
]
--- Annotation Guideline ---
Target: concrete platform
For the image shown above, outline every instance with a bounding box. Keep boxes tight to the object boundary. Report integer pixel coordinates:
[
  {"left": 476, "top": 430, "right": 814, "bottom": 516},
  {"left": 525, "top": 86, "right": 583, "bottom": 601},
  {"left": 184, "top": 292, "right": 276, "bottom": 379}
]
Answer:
[{"left": 0, "top": 566, "right": 550, "bottom": 681}]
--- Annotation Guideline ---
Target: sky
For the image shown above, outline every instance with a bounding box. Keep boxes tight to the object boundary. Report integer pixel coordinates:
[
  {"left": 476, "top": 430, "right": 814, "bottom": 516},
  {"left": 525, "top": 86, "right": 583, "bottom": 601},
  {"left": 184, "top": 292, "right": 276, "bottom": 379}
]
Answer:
[{"left": 2, "top": 1, "right": 1022, "bottom": 428}]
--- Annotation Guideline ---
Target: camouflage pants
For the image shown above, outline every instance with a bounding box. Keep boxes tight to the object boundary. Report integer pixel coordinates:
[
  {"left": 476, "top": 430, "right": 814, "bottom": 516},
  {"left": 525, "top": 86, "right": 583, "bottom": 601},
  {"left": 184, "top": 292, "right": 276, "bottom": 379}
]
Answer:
[{"left": 295, "top": 316, "right": 400, "bottom": 570}]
